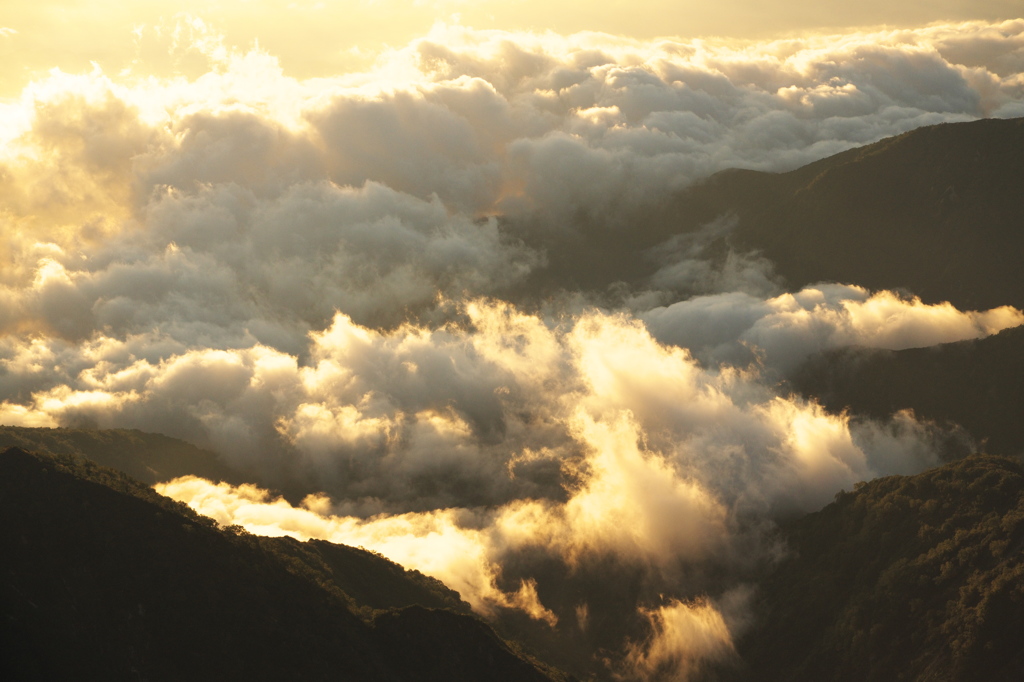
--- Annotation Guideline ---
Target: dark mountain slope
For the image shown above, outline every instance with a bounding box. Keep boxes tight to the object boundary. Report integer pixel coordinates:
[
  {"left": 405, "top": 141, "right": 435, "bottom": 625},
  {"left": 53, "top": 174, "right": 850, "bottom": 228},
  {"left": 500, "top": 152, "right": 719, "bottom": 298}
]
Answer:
[
  {"left": 792, "top": 324, "right": 1024, "bottom": 456},
  {"left": 0, "top": 425, "right": 243, "bottom": 486},
  {"left": 0, "top": 446, "right": 564, "bottom": 682},
  {"left": 262, "top": 536, "right": 470, "bottom": 615},
  {"left": 676, "top": 116, "right": 1024, "bottom": 310},
  {"left": 660, "top": 117, "right": 1024, "bottom": 464},
  {"left": 504, "top": 117, "right": 1024, "bottom": 311},
  {"left": 733, "top": 454, "right": 1024, "bottom": 682}
]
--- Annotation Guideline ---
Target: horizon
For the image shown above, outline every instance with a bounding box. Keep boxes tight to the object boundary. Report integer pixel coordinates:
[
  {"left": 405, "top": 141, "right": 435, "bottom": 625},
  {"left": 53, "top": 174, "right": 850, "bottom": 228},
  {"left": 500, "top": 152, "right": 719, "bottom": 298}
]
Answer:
[{"left": 1, "top": 1, "right": 1019, "bottom": 96}]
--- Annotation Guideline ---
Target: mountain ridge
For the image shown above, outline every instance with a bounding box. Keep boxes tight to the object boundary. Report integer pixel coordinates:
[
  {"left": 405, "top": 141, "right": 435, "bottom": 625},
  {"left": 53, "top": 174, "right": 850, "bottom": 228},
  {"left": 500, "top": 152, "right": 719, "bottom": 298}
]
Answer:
[
  {"left": 792, "top": 324, "right": 1024, "bottom": 457},
  {"left": 0, "top": 425, "right": 244, "bottom": 487},
  {"left": 733, "top": 453, "right": 1024, "bottom": 682},
  {"left": 681, "top": 116, "right": 1024, "bottom": 310},
  {"left": 0, "top": 445, "right": 568, "bottom": 682}
]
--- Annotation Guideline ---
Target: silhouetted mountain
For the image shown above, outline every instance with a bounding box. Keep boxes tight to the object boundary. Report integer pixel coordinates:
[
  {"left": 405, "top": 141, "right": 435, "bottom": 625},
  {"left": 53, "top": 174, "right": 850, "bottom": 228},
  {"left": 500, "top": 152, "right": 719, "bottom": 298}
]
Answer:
[
  {"left": 0, "top": 426, "right": 244, "bottom": 487},
  {"left": 792, "top": 324, "right": 1024, "bottom": 456},
  {"left": 667, "top": 117, "right": 1024, "bottom": 468},
  {"left": 0, "top": 446, "right": 567, "bottom": 682},
  {"left": 669, "top": 116, "right": 1024, "bottom": 310},
  {"left": 731, "top": 454, "right": 1024, "bottom": 682},
  {"left": 507, "top": 117, "right": 1024, "bottom": 312}
]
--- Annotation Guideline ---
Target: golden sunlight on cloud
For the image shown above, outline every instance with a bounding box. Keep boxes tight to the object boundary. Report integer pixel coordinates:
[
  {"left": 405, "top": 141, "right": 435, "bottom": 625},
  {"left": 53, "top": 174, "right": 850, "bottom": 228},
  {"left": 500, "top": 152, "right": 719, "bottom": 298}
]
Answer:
[
  {"left": 1, "top": 18, "right": 1022, "bottom": 260},
  {"left": 622, "top": 598, "right": 739, "bottom": 681},
  {"left": 134, "top": 297, "right": 984, "bottom": 637},
  {"left": 155, "top": 396, "right": 738, "bottom": 627},
  {"left": 155, "top": 474, "right": 560, "bottom": 625},
  {"left": 3, "top": 9, "right": 1024, "bottom": 676},
  {"left": 0, "top": 297, "right": 1001, "bottom": 507},
  {"left": 644, "top": 285, "right": 1024, "bottom": 372}
]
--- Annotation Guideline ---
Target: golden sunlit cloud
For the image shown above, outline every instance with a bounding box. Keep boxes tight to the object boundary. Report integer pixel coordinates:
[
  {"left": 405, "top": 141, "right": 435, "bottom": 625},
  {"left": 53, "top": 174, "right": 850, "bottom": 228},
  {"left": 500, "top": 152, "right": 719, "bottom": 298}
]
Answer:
[
  {"left": 622, "top": 597, "right": 739, "bottom": 681},
  {"left": 3, "top": 8, "right": 1023, "bottom": 676},
  {"left": 644, "top": 285, "right": 1024, "bottom": 372}
]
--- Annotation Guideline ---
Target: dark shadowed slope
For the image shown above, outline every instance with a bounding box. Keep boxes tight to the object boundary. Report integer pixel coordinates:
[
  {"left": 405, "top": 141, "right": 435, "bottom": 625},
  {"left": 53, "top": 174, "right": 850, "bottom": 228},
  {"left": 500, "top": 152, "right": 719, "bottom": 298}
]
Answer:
[
  {"left": 0, "top": 425, "right": 244, "bottom": 486},
  {"left": 0, "top": 446, "right": 567, "bottom": 682},
  {"left": 792, "top": 324, "right": 1024, "bottom": 456},
  {"left": 506, "top": 117, "right": 1024, "bottom": 311},
  {"left": 674, "top": 116, "right": 1024, "bottom": 310},
  {"left": 731, "top": 454, "right": 1024, "bottom": 682},
  {"left": 663, "top": 117, "right": 1024, "bottom": 464}
]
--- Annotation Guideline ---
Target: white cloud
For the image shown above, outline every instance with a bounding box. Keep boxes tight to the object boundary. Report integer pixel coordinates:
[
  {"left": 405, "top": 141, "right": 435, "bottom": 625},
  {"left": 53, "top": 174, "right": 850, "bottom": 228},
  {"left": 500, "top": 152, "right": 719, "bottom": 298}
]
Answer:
[
  {"left": 643, "top": 284, "right": 1024, "bottom": 373},
  {"left": 2, "top": 17, "right": 1022, "bottom": 677},
  {"left": 0, "top": 299, "right": 973, "bottom": 513}
]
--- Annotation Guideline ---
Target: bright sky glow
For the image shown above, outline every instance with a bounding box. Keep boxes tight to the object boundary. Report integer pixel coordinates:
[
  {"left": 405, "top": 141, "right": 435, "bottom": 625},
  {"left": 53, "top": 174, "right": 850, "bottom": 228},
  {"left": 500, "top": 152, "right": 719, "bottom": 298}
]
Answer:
[{"left": 1, "top": 1, "right": 1018, "bottom": 97}]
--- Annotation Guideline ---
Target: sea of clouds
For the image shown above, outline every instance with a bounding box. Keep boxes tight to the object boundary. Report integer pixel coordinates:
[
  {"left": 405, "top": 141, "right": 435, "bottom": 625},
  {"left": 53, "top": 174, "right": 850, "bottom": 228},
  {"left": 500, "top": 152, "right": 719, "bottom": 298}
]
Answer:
[{"left": 3, "top": 16, "right": 1024, "bottom": 679}]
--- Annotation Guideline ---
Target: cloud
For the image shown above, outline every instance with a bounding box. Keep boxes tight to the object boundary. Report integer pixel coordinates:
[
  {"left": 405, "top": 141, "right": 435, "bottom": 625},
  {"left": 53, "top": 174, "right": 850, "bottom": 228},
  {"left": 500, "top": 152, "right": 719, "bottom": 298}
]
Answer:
[
  {"left": 2, "top": 17, "right": 1023, "bottom": 678},
  {"left": 0, "top": 177, "right": 540, "bottom": 345},
  {"left": 0, "top": 21, "right": 1019, "bottom": 342},
  {"left": 1, "top": 300, "right": 975, "bottom": 514},
  {"left": 643, "top": 284, "right": 1024, "bottom": 373},
  {"left": 621, "top": 598, "right": 738, "bottom": 682},
  {"left": 20, "top": 297, "right": 957, "bottom": 673},
  {"left": 154, "top": 474, "right": 559, "bottom": 624},
  {"left": 150, "top": 403, "right": 738, "bottom": 629},
  {"left": 0, "top": 23, "right": 1021, "bottom": 335}
]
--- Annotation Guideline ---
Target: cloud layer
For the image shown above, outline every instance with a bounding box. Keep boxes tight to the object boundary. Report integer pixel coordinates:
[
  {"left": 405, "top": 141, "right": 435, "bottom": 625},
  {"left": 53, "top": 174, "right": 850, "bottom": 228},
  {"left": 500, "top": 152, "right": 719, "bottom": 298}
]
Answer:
[
  {"left": 643, "top": 284, "right": 1024, "bottom": 373},
  {"left": 3, "top": 20, "right": 1024, "bottom": 332},
  {"left": 3, "top": 16, "right": 1024, "bottom": 680}
]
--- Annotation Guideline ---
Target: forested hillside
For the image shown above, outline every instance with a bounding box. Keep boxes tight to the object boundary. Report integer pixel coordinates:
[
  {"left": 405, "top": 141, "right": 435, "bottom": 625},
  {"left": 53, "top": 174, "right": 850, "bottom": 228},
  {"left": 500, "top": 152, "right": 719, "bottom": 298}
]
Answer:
[
  {"left": 0, "top": 446, "right": 567, "bottom": 682},
  {"left": 733, "top": 455, "right": 1024, "bottom": 681},
  {"left": 0, "top": 426, "right": 243, "bottom": 486},
  {"left": 793, "top": 325, "right": 1024, "bottom": 456}
]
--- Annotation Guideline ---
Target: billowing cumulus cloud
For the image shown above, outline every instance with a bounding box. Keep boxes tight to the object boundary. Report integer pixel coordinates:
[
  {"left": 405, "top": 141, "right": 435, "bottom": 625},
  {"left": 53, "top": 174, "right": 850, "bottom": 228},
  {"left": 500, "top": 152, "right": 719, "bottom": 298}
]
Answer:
[
  {"left": 0, "top": 301, "right": 974, "bottom": 513},
  {"left": 147, "top": 308, "right": 964, "bottom": 671},
  {"left": 0, "top": 20, "right": 1021, "bottom": 339},
  {"left": 643, "top": 284, "right": 1024, "bottom": 373},
  {"left": 2, "top": 16, "right": 1024, "bottom": 680},
  {"left": 2, "top": 295, "right": 969, "bottom": 676}
]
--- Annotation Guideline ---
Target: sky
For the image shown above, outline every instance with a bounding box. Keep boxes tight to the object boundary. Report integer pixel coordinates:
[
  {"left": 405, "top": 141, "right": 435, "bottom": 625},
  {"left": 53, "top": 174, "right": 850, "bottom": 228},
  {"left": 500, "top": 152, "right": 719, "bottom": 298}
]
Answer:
[
  {"left": 3, "top": 2, "right": 1024, "bottom": 679},
  {"left": 1, "top": 1, "right": 1020, "bottom": 96}
]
